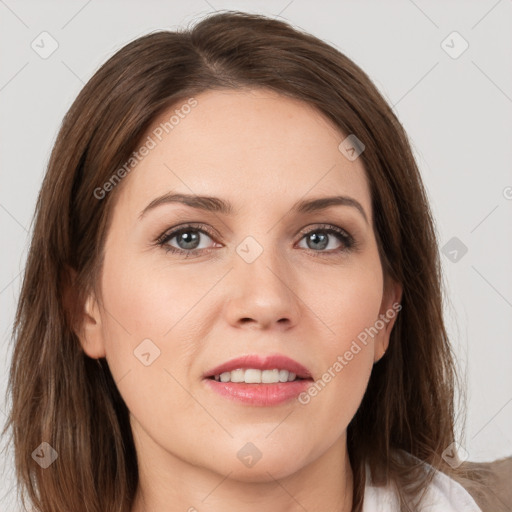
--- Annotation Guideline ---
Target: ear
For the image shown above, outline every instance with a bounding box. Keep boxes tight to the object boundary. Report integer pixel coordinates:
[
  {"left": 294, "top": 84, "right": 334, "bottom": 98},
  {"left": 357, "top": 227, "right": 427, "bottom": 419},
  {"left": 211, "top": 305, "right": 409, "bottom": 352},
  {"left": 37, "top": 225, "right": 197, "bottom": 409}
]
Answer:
[
  {"left": 373, "top": 275, "right": 402, "bottom": 363},
  {"left": 79, "top": 293, "right": 107, "bottom": 359},
  {"left": 63, "top": 266, "right": 106, "bottom": 359}
]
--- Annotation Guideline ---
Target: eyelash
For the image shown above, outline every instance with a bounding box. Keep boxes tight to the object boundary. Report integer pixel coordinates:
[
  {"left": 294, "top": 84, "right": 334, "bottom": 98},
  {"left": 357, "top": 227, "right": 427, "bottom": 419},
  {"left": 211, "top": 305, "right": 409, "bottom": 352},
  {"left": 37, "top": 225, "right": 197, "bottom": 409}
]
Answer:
[{"left": 155, "top": 223, "right": 357, "bottom": 259}]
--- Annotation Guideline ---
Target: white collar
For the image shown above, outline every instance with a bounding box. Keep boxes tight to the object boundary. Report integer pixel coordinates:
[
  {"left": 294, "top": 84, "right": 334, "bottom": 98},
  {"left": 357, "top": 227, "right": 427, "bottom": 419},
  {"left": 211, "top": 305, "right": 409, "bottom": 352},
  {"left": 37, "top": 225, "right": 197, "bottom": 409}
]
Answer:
[{"left": 362, "top": 456, "right": 482, "bottom": 512}]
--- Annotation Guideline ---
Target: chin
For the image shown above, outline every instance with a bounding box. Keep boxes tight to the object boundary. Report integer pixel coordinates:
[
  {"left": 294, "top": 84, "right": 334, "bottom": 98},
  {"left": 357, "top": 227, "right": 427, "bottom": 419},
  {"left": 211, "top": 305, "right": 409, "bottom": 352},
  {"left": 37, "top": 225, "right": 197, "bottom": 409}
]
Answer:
[{"left": 222, "top": 460, "right": 302, "bottom": 483}]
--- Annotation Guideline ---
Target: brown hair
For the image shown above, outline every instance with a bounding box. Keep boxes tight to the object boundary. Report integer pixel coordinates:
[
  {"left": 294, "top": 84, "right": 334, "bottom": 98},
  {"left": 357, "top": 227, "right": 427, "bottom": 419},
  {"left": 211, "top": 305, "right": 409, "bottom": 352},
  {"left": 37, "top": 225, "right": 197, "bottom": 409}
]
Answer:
[{"left": 2, "top": 10, "right": 493, "bottom": 512}]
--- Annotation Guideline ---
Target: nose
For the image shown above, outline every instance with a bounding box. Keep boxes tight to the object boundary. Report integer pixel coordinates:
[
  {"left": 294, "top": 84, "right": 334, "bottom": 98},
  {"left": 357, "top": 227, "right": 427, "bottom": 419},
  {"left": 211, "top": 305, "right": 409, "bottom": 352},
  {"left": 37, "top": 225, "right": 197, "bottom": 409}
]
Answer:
[{"left": 223, "top": 244, "right": 301, "bottom": 330}]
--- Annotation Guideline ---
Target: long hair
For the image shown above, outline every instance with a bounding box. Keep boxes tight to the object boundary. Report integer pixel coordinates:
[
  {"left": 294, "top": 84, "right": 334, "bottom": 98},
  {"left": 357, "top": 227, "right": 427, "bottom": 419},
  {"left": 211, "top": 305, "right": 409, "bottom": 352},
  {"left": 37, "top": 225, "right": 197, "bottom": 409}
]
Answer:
[{"left": 2, "top": 10, "right": 491, "bottom": 512}]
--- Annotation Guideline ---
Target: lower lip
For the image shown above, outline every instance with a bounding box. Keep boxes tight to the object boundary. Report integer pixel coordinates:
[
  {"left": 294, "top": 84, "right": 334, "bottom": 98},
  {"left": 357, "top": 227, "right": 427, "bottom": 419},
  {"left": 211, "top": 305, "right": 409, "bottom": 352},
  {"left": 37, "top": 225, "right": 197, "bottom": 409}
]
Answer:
[{"left": 203, "top": 378, "right": 312, "bottom": 406}]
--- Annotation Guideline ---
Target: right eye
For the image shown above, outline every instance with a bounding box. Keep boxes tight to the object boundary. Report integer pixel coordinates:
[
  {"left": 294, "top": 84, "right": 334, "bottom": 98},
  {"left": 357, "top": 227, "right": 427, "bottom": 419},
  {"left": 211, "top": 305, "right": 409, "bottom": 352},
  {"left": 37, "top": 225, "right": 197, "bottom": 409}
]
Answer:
[{"left": 155, "top": 223, "right": 221, "bottom": 258}]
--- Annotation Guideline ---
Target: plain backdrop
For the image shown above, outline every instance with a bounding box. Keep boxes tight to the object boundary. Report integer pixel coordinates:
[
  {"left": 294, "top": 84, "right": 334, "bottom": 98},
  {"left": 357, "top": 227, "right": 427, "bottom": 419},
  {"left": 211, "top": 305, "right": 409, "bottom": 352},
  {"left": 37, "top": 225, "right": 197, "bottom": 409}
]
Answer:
[{"left": 1, "top": 0, "right": 511, "bottom": 509}]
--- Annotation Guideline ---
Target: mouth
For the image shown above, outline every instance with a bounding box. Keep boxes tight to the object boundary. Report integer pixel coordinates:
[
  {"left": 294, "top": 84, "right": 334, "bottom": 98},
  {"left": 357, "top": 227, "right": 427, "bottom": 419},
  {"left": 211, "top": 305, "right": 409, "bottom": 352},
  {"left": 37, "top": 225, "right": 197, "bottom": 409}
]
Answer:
[
  {"left": 203, "top": 353, "right": 312, "bottom": 380},
  {"left": 206, "top": 368, "right": 310, "bottom": 383},
  {"left": 202, "top": 354, "right": 314, "bottom": 406}
]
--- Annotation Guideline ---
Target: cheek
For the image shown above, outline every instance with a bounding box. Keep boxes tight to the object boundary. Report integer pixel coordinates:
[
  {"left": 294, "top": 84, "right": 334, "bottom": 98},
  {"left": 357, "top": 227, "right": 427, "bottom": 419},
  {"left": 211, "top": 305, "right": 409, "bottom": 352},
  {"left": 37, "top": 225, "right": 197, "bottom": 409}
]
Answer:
[
  {"left": 98, "top": 254, "right": 205, "bottom": 437},
  {"left": 100, "top": 240, "right": 216, "bottom": 348},
  {"left": 296, "top": 312, "right": 376, "bottom": 457},
  {"left": 305, "top": 252, "right": 384, "bottom": 346},
  {"left": 97, "top": 248, "right": 204, "bottom": 399},
  {"left": 297, "top": 256, "right": 383, "bottom": 427}
]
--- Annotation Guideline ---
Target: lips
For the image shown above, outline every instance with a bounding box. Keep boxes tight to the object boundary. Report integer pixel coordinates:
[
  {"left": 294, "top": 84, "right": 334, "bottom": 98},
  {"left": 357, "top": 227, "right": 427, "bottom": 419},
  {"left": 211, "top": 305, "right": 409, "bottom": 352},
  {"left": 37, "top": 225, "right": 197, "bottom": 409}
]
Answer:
[{"left": 203, "top": 354, "right": 313, "bottom": 380}]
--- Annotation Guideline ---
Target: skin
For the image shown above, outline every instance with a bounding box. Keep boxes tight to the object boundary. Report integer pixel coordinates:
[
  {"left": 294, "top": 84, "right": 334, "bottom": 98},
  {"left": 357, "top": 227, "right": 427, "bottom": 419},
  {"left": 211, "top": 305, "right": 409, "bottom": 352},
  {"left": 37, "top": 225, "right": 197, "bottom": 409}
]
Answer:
[{"left": 78, "top": 88, "right": 402, "bottom": 512}]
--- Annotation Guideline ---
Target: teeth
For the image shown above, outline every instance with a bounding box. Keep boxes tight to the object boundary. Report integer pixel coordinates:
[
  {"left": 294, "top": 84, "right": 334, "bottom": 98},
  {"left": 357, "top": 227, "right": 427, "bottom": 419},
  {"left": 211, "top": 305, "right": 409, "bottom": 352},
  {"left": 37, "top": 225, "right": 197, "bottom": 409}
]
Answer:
[
  {"left": 245, "top": 369, "right": 262, "bottom": 383},
  {"left": 230, "top": 369, "right": 244, "bottom": 383},
  {"left": 214, "top": 369, "right": 300, "bottom": 384}
]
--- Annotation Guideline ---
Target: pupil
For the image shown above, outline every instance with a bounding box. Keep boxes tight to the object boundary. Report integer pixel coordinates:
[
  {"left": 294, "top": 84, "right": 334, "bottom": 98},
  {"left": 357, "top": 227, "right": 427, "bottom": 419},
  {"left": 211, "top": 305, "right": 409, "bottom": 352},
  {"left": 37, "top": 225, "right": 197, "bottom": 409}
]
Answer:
[
  {"left": 308, "top": 232, "right": 328, "bottom": 250},
  {"left": 178, "top": 231, "right": 200, "bottom": 250}
]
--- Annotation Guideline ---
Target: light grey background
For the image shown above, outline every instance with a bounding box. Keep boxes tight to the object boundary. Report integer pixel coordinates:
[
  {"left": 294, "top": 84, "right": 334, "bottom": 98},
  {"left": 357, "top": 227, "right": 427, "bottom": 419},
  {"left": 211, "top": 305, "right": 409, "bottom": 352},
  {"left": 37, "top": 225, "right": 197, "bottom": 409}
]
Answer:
[{"left": 1, "top": 0, "right": 511, "bottom": 509}]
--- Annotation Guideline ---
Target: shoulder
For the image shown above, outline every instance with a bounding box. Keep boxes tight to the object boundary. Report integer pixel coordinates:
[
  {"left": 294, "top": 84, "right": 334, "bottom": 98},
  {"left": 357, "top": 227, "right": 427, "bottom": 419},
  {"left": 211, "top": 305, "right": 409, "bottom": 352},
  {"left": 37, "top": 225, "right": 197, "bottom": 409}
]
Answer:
[{"left": 362, "top": 459, "right": 483, "bottom": 512}]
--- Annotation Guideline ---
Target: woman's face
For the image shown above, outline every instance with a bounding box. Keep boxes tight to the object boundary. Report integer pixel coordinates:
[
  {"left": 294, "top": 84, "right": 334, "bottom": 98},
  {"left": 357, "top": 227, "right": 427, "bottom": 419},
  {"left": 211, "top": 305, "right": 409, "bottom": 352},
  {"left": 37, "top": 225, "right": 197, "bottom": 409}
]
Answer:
[{"left": 79, "top": 88, "right": 401, "bottom": 483}]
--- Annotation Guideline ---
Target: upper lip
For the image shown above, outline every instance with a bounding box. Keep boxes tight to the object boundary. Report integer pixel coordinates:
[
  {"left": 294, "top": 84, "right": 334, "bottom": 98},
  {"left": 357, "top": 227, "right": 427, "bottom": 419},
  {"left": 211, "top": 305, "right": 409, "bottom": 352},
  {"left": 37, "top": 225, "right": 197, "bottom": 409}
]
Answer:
[{"left": 203, "top": 354, "right": 313, "bottom": 380}]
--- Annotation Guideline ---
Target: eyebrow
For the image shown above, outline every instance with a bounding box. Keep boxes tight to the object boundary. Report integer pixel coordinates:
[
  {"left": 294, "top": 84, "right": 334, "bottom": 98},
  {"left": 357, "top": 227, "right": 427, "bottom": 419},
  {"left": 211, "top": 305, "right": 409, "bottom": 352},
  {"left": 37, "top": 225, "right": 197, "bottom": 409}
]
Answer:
[{"left": 138, "top": 192, "right": 369, "bottom": 224}]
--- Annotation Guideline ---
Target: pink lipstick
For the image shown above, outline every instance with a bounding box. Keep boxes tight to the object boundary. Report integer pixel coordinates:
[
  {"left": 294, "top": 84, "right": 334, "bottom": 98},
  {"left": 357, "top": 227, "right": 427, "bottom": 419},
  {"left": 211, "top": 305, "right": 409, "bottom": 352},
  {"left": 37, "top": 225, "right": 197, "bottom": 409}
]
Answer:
[{"left": 202, "top": 354, "right": 313, "bottom": 406}]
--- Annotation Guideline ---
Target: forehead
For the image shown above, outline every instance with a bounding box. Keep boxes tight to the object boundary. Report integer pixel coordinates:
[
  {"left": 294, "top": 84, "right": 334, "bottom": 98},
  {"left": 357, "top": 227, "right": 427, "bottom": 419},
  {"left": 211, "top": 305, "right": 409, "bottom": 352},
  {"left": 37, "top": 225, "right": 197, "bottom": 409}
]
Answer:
[{"left": 115, "top": 88, "right": 371, "bottom": 221}]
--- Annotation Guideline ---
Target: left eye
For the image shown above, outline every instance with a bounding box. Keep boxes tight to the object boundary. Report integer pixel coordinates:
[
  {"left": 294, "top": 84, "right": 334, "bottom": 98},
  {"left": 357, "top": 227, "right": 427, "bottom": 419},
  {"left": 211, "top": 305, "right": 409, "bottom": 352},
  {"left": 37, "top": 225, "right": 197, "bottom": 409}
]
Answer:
[{"left": 297, "top": 228, "right": 350, "bottom": 252}]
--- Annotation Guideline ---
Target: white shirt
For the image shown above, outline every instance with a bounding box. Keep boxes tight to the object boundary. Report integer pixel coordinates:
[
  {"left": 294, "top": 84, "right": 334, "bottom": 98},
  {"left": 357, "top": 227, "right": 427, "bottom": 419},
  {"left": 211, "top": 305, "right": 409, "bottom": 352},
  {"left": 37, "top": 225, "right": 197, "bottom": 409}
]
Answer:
[{"left": 362, "top": 463, "right": 483, "bottom": 511}]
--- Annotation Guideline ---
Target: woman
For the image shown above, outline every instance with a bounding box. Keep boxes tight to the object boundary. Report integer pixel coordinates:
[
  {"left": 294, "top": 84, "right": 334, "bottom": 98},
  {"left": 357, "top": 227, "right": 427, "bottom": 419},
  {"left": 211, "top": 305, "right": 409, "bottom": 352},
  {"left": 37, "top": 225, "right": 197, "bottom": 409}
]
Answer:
[{"left": 2, "top": 10, "right": 495, "bottom": 512}]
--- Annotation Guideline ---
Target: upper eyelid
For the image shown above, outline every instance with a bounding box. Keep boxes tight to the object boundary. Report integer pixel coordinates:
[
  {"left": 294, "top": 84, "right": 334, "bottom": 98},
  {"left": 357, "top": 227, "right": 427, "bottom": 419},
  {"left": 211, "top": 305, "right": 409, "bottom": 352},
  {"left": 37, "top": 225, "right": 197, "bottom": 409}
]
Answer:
[{"left": 157, "top": 223, "right": 217, "bottom": 243}]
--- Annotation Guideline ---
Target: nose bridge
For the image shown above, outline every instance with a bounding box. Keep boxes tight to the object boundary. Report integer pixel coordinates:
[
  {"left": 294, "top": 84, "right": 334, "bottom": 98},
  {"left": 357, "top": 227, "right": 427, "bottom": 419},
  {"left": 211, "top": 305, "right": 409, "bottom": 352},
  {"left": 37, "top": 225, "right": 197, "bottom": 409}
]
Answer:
[
  {"left": 224, "top": 231, "right": 301, "bottom": 327},
  {"left": 236, "top": 232, "right": 287, "bottom": 291}
]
